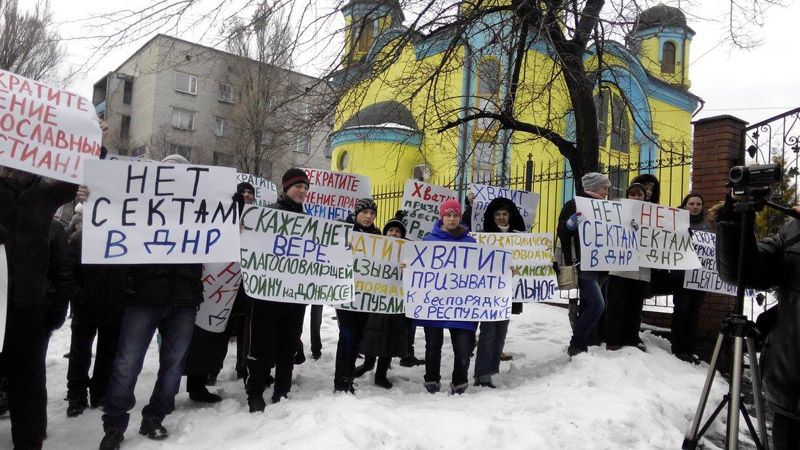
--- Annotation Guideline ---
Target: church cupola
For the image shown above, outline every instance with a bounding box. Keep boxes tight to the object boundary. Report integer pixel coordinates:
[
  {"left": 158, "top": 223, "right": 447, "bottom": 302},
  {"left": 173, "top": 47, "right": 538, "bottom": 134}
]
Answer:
[
  {"left": 341, "top": 0, "right": 404, "bottom": 66},
  {"left": 627, "top": 3, "right": 694, "bottom": 89}
]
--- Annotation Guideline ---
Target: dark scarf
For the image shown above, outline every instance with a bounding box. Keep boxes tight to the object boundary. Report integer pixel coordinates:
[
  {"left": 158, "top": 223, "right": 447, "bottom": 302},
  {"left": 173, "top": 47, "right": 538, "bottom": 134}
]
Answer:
[{"left": 276, "top": 194, "right": 303, "bottom": 214}]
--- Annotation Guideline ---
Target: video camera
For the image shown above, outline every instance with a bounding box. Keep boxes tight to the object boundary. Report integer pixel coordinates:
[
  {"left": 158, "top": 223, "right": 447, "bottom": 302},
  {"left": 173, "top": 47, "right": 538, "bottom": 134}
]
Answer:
[{"left": 729, "top": 164, "right": 781, "bottom": 197}]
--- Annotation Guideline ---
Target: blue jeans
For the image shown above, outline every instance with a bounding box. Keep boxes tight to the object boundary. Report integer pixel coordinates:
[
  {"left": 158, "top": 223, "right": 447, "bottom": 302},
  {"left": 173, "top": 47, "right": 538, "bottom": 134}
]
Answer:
[
  {"left": 102, "top": 304, "right": 196, "bottom": 432},
  {"left": 424, "top": 327, "right": 475, "bottom": 386},
  {"left": 570, "top": 278, "right": 605, "bottom": 349},
  {"left": 473, "top": 320, "right": 510, "bottom": 382}
]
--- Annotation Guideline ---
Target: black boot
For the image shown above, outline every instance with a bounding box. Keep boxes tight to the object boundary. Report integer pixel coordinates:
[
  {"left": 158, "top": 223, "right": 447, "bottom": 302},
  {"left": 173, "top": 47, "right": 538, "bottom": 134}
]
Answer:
[
  {"left": 99, "top": 431, "right": 124, "bottom": 450},
  {"left": 354, "top": 356, "right": 376, "bottom": 378},
  {"left": 248, "top": 395, "right": 266, "bottom": 413},
  {"left": 374, "top": 357, "right": 393, "bottom": 389},
  {"left": 333, "top": 378, "right": 356, "bottom": 394},
  {"left": 139, "top": 417, "right": 169, "bottom": 440},
  {"left": 67, "top": 396, "right": 88, "bottom": 417},
  {"left": 187, "top": 374, "right": 222, "bottom": 403}
]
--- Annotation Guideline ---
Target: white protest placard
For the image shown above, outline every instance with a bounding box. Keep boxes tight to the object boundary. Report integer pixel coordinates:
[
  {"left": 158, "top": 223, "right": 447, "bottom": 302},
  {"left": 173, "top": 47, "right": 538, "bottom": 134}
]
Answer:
[
  {"left": 0, "top": 245, "right": 7, "bottom": 351},
  {"left": 196, "top": 262, "right": 243, "bottom": 333},
  {"left": 683, "top": 231, "right": 736, "bottom": 295},
  {"left": 635, "top": 201, "right": 700, "bottom": 270},
  {"left": 106, "top": 153, "right": 143, "bottom": 162},
  {"left": 236, "top": 173, "right": 277, "bottom": 207},
  {"left": 470, "top": 184, "right": 539, "bottom": 232},
  {"left": 240, "top": 205, "right": 354, "bottom": 305},
  {"left": 302, "top": 168, "right": 371, "bottom": 220},
  {"left": 472, "top": 232, "right": 558, "bottom": 302},
  {"left": 81, "top": 159, "right": 240, "bottom": 264},
  {"left": 575, "top": 197, "right": 639, "bottom": 271},
  {"left": 338, "top": 233, "right": 406, "bottom": 314},
  {"left": 402, "top": 241, "right": 513, "bottom": 321},
  {"left": 0, "top": 68, "right": 102, "bottom": 183},
  {"left": 401, "top": 180, "right": 457, "bottom": 240}
]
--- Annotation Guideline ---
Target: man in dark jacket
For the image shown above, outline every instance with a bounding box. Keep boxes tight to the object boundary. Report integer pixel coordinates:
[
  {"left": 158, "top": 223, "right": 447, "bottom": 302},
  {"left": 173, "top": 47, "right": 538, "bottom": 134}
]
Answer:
[
  {"left": 0, "top": 166, "right": 77, "bottom": 450},
  {"left": 245, "top": 168, "right": 311, "bottom": 412},
  {"left": 96, "top": 155, "right": 203, "bottom": 449},
  {"left": 717, "top": 199, "right": 800, "bottom": 449}
]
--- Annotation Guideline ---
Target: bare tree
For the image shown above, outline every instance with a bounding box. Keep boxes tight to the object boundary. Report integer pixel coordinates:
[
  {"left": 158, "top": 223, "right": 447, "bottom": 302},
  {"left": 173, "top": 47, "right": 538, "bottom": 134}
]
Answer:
[
  {"left": 0, "top": 0, "right": 63, "bottom": 81},
  {"left": 224, "top": 2, "right": 303, "bottom": 178}
]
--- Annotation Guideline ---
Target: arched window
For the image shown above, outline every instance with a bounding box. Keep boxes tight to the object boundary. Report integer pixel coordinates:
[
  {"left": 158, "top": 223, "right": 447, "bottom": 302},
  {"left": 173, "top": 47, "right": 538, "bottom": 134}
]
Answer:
[
  {"left": 610, "top": 94, "right": 630, "bottom": 154},
  {"left": 661, "top": 42, "right": 676, "bottom": 74},
  {"left": 475, "top": 58, "right": 501, "bottom": 132},
  {"left": 350, "top": 19, "right": 375, "bottom": 54}
]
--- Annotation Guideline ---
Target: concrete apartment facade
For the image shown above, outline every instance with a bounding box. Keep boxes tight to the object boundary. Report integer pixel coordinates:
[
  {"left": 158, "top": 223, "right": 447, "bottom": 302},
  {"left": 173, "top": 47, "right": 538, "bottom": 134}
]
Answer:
[{"left": 93, "top": 34, "right": 331, "bottom": 182}]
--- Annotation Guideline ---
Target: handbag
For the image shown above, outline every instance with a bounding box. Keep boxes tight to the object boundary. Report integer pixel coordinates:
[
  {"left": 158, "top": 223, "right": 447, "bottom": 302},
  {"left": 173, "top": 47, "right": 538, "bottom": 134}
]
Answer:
[{"left": 554, "top": 261, "right": 580, "bottom": 290}]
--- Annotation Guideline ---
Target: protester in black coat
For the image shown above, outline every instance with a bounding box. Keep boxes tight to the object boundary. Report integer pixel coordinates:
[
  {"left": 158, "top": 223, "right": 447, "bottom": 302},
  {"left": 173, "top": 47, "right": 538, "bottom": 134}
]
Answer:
[
  {"left": 354, "top": 211, "right": 410, "bottom": 389},
  {"left": 0, "top": 167, "right": 77, "bottom": 450},
  {"left": 245, "top": 168, "right": 311, "bottom": 413},
  {"left": 333, "top": 198, "right": 382, "bottom": 394},
  {"left": 65, "top": 230, "right": 125, "bottom": 417},
  {"left": 717, "top": 197, "right": 800, "bottom": 449}
]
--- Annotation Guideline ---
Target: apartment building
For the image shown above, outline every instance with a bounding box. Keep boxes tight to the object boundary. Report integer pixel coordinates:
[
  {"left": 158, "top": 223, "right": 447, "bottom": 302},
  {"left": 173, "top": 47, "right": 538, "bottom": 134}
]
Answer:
[{"left": 93, "top": 34, "right": 332, "bottom": 181}]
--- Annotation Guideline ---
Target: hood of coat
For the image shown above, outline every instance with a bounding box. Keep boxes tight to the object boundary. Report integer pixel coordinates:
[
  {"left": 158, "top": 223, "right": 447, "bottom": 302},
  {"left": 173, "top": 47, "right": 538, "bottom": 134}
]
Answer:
[{"left": 482, "top": 197, "right": 526, "bottom": 233}]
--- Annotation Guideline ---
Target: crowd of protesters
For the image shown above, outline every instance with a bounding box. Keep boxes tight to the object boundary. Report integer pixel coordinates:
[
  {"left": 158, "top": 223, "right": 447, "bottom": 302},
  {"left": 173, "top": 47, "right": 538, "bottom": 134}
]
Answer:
[{"left": 2, "top": 157, "right": 797, "bottom": 450}]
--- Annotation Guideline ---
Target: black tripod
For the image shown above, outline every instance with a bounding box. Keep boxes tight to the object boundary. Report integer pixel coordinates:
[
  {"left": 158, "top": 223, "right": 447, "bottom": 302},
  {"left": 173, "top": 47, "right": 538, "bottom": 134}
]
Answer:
[{"left": 682, "top": 199, "right": 800, "bottom": 450}]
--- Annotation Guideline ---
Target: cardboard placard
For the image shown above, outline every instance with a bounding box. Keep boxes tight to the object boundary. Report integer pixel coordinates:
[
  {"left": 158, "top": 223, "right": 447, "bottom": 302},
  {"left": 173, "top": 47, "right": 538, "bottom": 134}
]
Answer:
[{"left": 401, "top": 180, "right": 457, "bottom": 240}]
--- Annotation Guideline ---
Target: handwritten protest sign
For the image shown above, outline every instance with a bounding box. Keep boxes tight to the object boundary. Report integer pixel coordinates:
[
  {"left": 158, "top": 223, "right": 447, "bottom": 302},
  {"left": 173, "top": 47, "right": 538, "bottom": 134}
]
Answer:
[
  {"left": 575, "top": 197, "right": 639, "bottom": 271},
  {"left": 402, "top": 241, "right": 513, "bottom": 321},
  {"left": 196, "top": 262, "right": 243, "bottom": 333},
  {"left": 0, "top": 68, "right": 102, "bottom": 183},
  {"left": 236, "top": 173, "right": 277, "bottom": 207},
  {"left": 401, "top": 180, "right": 457, "bottom": 240},
  {"left": 683, "top": 231, "right": 737, "bottom": 295},
  {"left": 635, "top": 201, "right": 700, "bottom": 270},
  {"left": 338, "top": 233, "right": 405, "bottom": 314},
  {"left": 470, "top": 184, "right": 539, "bottom": 232},
  {"left": 302, "top": 168, "right": 370, "bottom": 220},
  {"left": 1, "top": 245, "right": 7, "bottom": 351},
  {"left": 239, "top": 205, "right": 354, "bottom": 305},
  {"left": 472, "top": 233, "right": 558, "bottom": 302},
  {"left": 81, "top": 160, "right": 240, "bottom": 264}
]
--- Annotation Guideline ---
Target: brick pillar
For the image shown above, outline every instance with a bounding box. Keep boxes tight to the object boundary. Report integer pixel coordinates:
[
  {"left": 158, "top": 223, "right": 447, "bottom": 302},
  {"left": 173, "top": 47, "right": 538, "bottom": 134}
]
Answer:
[{"left": 691, "top": 115, "right": 748, "bottom": 336}]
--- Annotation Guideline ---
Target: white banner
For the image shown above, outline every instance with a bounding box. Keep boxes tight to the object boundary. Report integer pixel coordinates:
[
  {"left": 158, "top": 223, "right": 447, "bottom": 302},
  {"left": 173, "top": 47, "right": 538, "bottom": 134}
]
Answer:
[
  {"left": 0, "top": 245, "right": 7, "bottom": 351},
  {"left": 683, "top": 231, "right": 737, "bottom": 295},
  {"left": 338, "top": 233, "right": 406, "bottom": 314},
  {"left": 402, "top": 241, "right": 513, "bottom": 322},
  {"left": 472, "top": 233, "right": 558, "bottom": 302},
  {"left": 81, "top": 160, "right": 240, "bottom": 264},
  {"left": 239, "top": 206, "right": 354, "bottom": 305},
  {"left": 0, "top": 68, "right": 102, "bottom": 183},
  {"left": 401, "top": 180, "right": 457, "bottom": 240},
  {"left": 196, "top": 262, "right": 243, "bottom": 333},
  {"left": 636, "top": 201, "right": 700, "bottom": 269},
  {"left": 575, "top": 197, "right": 639, "bottom": 271},
  {"left": 470, "top": 184, "right": 539, "bottom": 232},
  {"left": 236, "top": 173, "right": 277, "bottom": 207},
  {"left": 302, "top": 168, "right": 371, "bottom": 220}
]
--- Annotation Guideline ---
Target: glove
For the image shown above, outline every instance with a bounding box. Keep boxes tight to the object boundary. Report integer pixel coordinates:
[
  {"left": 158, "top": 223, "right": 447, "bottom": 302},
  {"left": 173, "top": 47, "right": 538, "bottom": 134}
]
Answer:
[
  {"left": 630, "top": 219, "right": 639, "bottom": 231},
  {"left": 566, "top": 212, "right": 582, "bottom": 230}
]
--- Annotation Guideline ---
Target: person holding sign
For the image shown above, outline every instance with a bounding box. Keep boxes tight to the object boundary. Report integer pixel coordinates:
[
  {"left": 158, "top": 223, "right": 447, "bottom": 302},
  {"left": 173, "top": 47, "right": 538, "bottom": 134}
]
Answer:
[
  {"left": 97, "top": 155, "right": 204, "bottom": 448},
  {"left": 245, "top": 168, "right": 312, "bottom": 412},
  {"left": 473, "top": 198, "right": 526, "bottom": 388},
  {"left": 416, "top": 199, "right": 478, "bottom": 395},
  {"left": 604, "top": 183, "right": 650, "bottom": 351},
  {"left": 355, "top": 211, "right": 411, "bottom": 389},
  {"left": 334, "top": 198, "right": 382, "bottom": 394},
  {"left": 670, "top": 192, "right": 711, "bottom": 363},
  {"left": 557, "top": 172, "right": 611, "bottom": 357},
  {"left": 0, "top": 165, "right": 77, "bottom": 450}
]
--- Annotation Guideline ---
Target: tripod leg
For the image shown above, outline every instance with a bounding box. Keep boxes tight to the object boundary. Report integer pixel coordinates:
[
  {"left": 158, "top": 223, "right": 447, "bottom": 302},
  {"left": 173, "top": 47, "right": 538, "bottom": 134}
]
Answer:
[
  {"left": 746, "top": 336, "right": 769, "bottom": 450},
  {"left": 727, "top": 335, "right": 745, "bottom": 450},
  {"left": 684, "top": 331, "right": 726, "bottom": 447}
]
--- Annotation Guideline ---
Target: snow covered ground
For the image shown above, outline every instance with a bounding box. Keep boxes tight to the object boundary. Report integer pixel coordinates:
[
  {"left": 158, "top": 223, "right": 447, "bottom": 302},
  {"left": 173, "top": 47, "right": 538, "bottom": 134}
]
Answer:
[{"left": 2, "top": 303, "right": 755, "bottom": 449}]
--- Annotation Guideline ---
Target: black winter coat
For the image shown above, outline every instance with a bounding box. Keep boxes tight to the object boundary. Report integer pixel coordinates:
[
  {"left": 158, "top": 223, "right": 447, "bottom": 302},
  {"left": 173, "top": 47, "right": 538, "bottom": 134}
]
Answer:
[
  {"left": 46, "top": 220, "right": 77, "bottom": 328},
  {"left": 717, "top": 214, "right": 800, "bottom": 416},
  {"left": 483, "top": 197, "right": 525, "bottom": 314},
  {"left": 68, "top": 233, "right": 125, "bottom": 322},
  {"left": 0, "top": 176, "right": 77, "bottom": 307},
  {"left": 123, "top": 263, "right": 203, "bottom": 307}
]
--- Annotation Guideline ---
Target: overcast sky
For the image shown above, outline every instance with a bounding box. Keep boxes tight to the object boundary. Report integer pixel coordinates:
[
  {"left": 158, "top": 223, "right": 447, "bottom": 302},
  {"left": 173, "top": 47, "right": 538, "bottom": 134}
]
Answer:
[{"left": 40, "top": 0, "right": 800, "bottom": 126}]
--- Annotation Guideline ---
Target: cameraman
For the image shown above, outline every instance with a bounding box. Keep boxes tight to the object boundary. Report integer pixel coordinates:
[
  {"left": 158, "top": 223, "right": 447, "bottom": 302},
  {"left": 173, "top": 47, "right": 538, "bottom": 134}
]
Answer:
[{"left": 716, "top": 196, "right": 800, "bottom": 449}]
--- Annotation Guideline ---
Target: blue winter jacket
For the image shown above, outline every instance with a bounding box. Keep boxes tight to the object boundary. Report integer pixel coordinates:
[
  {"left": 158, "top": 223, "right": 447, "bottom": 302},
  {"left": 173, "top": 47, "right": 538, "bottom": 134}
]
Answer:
[{"left": 412, "top": 219, "right": 478, "bottom": 332}]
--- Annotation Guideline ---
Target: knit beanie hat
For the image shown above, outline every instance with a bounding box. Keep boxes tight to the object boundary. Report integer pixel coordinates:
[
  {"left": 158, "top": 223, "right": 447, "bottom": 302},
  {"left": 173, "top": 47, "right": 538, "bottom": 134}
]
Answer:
[
  {"left": 237, "top": 182, "right": 255, "bottom": 194},
  {"left": 162, "top": 154, "right": 189, "bottom": 164},
  {"left": 439, "top": 199, "right": 463, "bottom": 219},
  {"left": 581, "top": 172, "right": 611, "bottom": 193},
  {"left": 282, "top": 168, "right": 310, "bottom": 192},
  {"left": 382, "top": 210, "right": 408, "bottom": 238},
  {"left": 353, "top": 198, "right": 378, "bottom": 217}
]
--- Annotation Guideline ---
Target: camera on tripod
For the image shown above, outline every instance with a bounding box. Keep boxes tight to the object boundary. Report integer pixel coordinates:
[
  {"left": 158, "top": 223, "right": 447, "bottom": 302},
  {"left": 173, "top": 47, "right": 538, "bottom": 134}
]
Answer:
[{"left": 729, "top": 163, "right": 781, "bottom": 197}]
